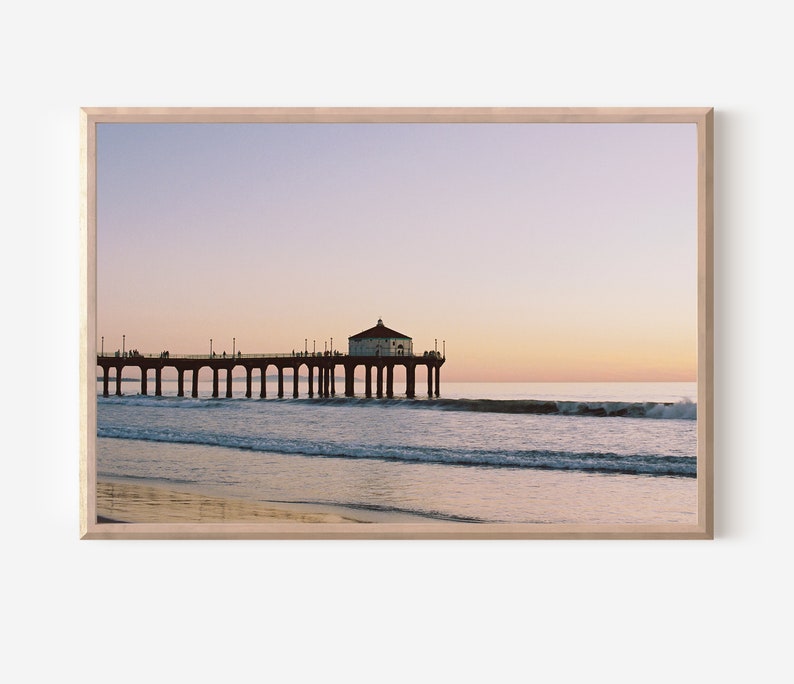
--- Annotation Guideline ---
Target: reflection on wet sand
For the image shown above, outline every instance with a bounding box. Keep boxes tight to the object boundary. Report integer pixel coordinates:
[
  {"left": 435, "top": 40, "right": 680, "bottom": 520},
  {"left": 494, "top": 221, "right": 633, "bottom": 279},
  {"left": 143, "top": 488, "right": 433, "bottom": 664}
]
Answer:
[{"left": 97, "top": 480, "right": 364, "bottom": 524}]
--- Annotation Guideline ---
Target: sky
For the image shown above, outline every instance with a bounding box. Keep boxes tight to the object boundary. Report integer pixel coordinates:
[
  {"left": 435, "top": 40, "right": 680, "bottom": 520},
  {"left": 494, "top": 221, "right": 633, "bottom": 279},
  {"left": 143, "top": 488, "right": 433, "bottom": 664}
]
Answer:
[{"left": 96, "top": 121, "right": 697, "bottom": 382}]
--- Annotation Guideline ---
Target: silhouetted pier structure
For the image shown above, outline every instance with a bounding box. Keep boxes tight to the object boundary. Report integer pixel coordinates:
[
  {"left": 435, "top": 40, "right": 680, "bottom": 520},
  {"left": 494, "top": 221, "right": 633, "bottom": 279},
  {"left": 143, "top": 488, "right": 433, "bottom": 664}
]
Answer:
[{"left": 96, "top": 353, "right": 446, "bottom": 399}]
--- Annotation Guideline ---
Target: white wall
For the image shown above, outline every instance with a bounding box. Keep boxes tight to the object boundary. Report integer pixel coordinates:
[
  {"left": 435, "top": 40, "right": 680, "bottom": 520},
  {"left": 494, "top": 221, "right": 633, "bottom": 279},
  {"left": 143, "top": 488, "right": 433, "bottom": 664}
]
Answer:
[
  {"left": 2, "top": 2, "right": 790, "bottom": 682},
  {"left": 349, "top": 337, "right": 412, "bottom": 356}
]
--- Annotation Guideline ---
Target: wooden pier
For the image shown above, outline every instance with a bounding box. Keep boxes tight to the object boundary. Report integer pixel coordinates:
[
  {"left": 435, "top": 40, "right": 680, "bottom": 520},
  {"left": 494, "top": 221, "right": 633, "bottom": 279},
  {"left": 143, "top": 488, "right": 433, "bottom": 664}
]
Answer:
[{"left": 96, "top": 353, "right": 446, "bottom": 399}]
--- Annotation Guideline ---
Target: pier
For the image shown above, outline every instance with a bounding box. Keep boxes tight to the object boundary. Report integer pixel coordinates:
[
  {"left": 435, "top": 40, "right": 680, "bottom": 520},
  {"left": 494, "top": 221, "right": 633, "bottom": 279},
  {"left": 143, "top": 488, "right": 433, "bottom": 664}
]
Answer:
[{"left": 96, "top": 352, "right": 446, "bottom": 399}]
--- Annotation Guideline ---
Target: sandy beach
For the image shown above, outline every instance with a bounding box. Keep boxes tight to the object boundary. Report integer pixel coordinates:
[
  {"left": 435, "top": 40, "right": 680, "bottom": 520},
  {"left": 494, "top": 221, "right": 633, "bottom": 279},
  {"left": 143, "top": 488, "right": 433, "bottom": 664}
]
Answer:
[{"left": 97, "top": 480, "right": 368, "bottom": 524}]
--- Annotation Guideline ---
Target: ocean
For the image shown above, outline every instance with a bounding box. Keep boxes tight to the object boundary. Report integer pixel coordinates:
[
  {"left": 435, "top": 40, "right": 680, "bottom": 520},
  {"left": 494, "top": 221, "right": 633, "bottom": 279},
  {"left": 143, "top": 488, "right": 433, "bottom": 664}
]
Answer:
[{"left": 96, "top": 380, "right": 698, "bottom": 524}]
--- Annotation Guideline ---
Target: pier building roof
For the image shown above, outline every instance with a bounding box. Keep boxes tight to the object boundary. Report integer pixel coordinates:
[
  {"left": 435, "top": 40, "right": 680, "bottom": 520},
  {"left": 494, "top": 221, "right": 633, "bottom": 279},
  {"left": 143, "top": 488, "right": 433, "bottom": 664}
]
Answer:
[{"left": 349, "top": 318, "right": 411, "bottom": 340}]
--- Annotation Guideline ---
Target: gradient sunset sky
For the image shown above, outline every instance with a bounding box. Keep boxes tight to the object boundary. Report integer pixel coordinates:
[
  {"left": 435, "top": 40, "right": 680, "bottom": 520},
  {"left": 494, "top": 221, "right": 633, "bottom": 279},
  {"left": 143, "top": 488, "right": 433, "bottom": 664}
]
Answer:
[{"left": 96, "top": 121, "right": 697, "bottom": 382}]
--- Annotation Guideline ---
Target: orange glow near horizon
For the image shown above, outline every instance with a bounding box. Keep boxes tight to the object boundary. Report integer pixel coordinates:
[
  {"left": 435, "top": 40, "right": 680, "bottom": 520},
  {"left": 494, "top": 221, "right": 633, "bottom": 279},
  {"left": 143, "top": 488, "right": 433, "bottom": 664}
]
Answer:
[{"left": 435, "top": 327, "right": 696, "bottom": 383}]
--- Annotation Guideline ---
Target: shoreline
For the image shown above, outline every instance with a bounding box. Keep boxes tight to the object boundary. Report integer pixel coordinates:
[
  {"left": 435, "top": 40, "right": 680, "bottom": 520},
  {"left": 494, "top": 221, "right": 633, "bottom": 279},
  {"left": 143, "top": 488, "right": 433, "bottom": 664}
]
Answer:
[{"left": 96, "top": 478, "right": 439, "bottom": 524}]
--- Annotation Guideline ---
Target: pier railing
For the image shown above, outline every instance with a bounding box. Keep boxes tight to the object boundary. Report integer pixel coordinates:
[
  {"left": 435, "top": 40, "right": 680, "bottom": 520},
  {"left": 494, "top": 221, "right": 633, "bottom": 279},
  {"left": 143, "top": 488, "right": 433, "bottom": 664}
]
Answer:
[
  {"left": 97, "top": 351, "right": 445, "bottom": 360},
  {"left": 98, "top": 352, "right": 348, "bottom": 359}
]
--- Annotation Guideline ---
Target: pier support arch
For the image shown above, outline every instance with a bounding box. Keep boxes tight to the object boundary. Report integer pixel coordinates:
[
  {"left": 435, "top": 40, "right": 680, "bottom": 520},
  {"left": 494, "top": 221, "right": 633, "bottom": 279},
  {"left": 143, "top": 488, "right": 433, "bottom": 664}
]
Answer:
[
  {"left": 405, "top": 364, "right": 416, "bottom": 398},
  {"left": 259, "top": 365, "right": 268, "bottom": 398},
  {"left": 101, "top": 366, "right": 110, "bottom": 397}
]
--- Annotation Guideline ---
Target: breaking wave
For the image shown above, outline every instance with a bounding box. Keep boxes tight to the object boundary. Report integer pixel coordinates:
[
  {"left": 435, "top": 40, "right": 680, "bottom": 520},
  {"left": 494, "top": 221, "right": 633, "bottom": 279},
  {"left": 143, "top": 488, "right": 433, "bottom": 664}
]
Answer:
[
  {"left": 98, "top": 394, "right": 696, "bottom": 419},
  {"left": 98, "top": 425, "right": 696, "bottom": 477},
  {"left": 426, "top": 397, "right": 697, "bottom": 419}
]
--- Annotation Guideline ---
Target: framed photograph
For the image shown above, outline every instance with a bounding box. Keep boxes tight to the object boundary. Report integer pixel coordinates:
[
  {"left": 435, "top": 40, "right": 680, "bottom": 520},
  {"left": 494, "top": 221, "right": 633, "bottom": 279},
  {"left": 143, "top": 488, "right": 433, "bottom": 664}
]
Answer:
[{"left": 80, "top": 107, "right": 713, "bottom": 539}]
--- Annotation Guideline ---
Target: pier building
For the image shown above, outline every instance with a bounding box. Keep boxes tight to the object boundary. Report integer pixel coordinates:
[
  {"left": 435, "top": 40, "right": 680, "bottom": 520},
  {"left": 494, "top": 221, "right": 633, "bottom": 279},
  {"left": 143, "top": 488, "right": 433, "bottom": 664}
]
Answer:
[{"left": 348, "top": 318, "right": 413, "bottom": 356}]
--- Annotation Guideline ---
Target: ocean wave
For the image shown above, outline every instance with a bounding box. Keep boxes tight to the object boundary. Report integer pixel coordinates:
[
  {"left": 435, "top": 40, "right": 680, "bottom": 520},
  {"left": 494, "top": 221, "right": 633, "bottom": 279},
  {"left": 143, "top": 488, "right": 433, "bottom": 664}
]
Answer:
[
  {"left": 98, "top": 394, "right": 696, "bottom": 419},
  {"left": 427, "top": 397, "right": 697, "bottom": 419},
  {"left": 98, "top": 395, "right": 236, "bottom": 409},
  {"left": 264, "top": 499, "right": 488, "bottom": 523},
  {"left": 98, "top": 426, "right": 696, "bottom": 478}
]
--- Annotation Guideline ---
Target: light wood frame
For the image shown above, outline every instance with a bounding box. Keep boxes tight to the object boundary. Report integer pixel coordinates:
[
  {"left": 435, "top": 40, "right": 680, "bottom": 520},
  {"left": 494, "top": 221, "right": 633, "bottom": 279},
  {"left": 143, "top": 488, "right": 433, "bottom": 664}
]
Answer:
[{"left": 80, "top": 107, "right": 713, "bottom": 540}]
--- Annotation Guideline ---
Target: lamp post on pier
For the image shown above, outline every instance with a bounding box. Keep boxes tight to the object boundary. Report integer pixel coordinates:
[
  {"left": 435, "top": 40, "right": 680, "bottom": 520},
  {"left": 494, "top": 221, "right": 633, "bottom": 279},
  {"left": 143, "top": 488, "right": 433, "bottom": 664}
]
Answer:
[
  {"left": 210, "top": 338, "right": 213, "bottom": 358},
  {"left": 233, "top": 337, "right": 236, "bottom": 357},
  {"left": 305, "top": 339, "right": 307, "bottom": 355},
  {"left": 101, "top": 336, "right": 104, "bottom": 356},
  {"left": 122, "top": 334, "right": 125, "bottom": 356}
]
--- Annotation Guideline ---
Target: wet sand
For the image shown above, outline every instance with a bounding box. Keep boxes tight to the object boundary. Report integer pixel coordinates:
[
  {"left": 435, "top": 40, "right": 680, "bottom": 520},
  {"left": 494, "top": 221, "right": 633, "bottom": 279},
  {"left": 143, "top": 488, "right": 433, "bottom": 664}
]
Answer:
[{"left": 96, "top": 480, "right": 368, "bottom": 524}]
